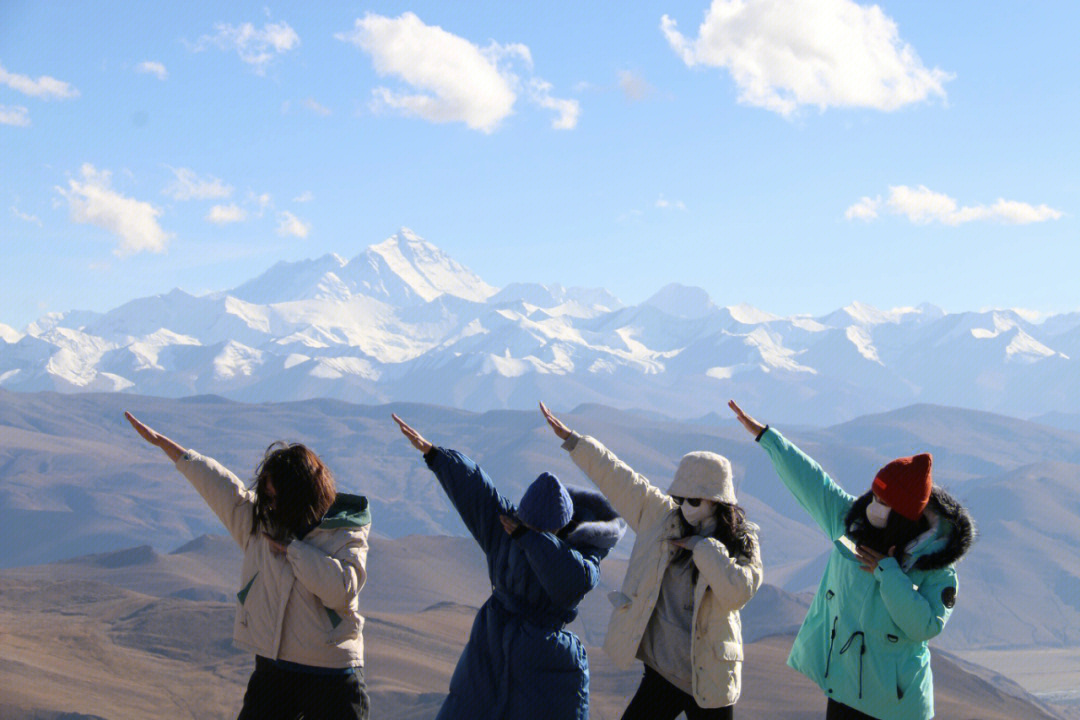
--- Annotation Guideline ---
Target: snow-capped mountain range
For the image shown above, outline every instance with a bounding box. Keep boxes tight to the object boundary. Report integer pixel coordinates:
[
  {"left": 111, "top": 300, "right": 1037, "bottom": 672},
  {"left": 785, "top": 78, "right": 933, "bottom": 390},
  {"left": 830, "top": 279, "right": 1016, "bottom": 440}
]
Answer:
[{"left": 4, "top": 228, "right": 1079, "bottom": 423}]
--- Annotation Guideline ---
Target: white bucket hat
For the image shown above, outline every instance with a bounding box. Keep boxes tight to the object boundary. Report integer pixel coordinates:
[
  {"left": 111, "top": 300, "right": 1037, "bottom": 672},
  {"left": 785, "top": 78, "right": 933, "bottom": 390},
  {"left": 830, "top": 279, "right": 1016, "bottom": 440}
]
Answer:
[{"left": 667, "top": 451, "right": 736, "bottom": 504}]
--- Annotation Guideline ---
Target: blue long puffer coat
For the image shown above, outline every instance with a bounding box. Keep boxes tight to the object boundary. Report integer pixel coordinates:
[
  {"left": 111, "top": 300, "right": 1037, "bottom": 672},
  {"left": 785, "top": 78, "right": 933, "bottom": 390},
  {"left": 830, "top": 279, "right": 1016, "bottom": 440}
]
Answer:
[{"left": 424, "top": 447, "right": 626, "bottom": 720}]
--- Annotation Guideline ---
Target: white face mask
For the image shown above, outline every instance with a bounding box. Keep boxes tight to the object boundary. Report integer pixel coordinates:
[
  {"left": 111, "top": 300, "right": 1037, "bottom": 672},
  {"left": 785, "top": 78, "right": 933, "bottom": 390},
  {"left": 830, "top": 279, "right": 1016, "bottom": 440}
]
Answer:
[
  {"left": 680, "top": 499, "right": 714, "bottom": 526},
  {"left": 866, "top": 498, "right": 891, "bottom": 529}
]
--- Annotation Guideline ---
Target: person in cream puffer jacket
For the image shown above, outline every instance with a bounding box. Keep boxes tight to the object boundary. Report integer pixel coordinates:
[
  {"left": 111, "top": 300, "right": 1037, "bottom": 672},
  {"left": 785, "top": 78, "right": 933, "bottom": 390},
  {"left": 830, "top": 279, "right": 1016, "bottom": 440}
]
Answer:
[
  {"left": 540, "top": 404, "right": 763, "bottom": 720},
  {"left": 125, "top": 412, "right": 371, "bottom": 720}
]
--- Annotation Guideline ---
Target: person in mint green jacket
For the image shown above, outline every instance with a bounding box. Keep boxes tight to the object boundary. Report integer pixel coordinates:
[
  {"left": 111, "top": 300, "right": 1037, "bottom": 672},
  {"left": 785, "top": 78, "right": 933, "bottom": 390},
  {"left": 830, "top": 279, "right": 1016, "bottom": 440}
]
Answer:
[{"left": 728, "top": 401, "right": 974, "bottom": 720}]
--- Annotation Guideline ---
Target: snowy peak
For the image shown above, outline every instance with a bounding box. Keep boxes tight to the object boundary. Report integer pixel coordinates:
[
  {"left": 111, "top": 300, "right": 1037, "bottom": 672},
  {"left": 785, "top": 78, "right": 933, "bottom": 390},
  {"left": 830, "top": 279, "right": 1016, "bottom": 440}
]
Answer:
[
  {"left": 726, "top": 303, "right": 779, "bottom": 325},
  {"left": 0, "top": 323, "right": 21, "bottom": 343},
  {"left": 227, "top": 228, "right": 496, "bottom": 306},
  {"left": 490, "top": 283, "right": 622, "bottom": 313},
  {"left": 358, "top": 228, "right": 497, "bottom": 304},
  {"left": 820, "top": 301, "right": 920, "bottom": 328},
  {"left": 229, "top": 253, "right": 351, "bottom": 304},
  {"left": 643, "top": 284, "right": 718, "bottom": 319}
]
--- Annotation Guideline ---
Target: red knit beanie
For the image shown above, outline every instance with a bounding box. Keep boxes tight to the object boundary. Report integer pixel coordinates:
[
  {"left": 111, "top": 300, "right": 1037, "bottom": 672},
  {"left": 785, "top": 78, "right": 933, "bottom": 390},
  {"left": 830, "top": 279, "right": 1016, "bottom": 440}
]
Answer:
[{"left": 871, "top": 453, "right": 933, "bottom": 521}]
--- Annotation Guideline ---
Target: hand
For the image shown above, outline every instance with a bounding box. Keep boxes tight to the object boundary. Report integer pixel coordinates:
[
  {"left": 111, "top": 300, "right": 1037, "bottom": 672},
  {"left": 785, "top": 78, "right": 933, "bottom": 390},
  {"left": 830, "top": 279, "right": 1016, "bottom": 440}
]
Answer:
[
  {"left": 539, "top": 401, "right": 571, "bottom": 441},
  {"left": 855, "top": 545, "right": 896, "bottom": 573},
  {"left": 728, "top": 400, "right": 766, "bottom": 438},
  {"left": 669, "top": 536, "right": 701, "bottom": 550},
  {"left": 392, "top": 413, "right": 433, "bottom": 454},
  {"left": 264, "top": 533, "right": 289, "bottom": 556},
  {"left": 125, "top": 411, "right": 185, "bottom": 463},
  {"left": 499, "top": 514, "right": 521, "bottom": 536}
]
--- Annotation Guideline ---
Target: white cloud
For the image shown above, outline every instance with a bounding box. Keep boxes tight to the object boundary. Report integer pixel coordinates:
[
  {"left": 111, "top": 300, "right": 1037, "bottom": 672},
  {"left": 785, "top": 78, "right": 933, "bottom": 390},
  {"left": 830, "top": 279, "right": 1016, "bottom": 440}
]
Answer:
[
  {"left": 845, "top": 195, "right": 881, "bottom": 221},
  {"left": 303, "top": 97, "right": 331, "bottom": 116},
  {"left": 0, "top": 105, "right": 30, "bottom": 127},
  {"left": 277, "top": 211, "right": 309, "bottom": 238},
  {"left": 206, "top": 204, "right": 247, "bottom": 224},
  {"left": 656, "top": 194, "right": 687, "bottom": 211},
  {"left": 11, "top": 204, "right": 41, "bottom": 225},
  {"left": 661, "top": 0, "right": 951, "bottom": 117},
  {"left": 136, "top": 61, "right": 168, "bottom": 81},
  {"left": 193, "top": 21, "right": 300, "bottom": 74},
  {"left": 0, "top": 62, "right": 79, "bottom": 99},
  {"left": 618, "top": 70, "right": 654, "bottom": 102},
  {"left": 293, "top": 191, "right": 314, "bottom": 203},
  {"left": 164, "top": 167, "right": 233, "bottom": 201},
  {"left": 528, "top": 79, "right": 579, "bottom": 130},
  {"left": 55, "top": 164, "right": 171, "bottom": 255},
  {"left": 247, "top": 190, "right": 273, "bottom": 216},
  {"left": 337, "top": 12, "right": 576, "bottom": 132},
  {"left": 847, "top": 185, "right": 1064, "bottom": 225}
]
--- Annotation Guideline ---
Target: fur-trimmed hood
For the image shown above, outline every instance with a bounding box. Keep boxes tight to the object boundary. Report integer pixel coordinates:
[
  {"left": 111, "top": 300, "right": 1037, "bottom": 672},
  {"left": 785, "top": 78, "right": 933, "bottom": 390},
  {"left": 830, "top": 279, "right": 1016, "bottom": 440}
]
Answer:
[
  {"left": 844, "top": 485, "right": 975, "bottom": 571},
  {"left": 911, "top": 486, "right": 976, "bottom": 570},
  {"left": 562, "top": 487, "right": 627, "bottom": 550}
]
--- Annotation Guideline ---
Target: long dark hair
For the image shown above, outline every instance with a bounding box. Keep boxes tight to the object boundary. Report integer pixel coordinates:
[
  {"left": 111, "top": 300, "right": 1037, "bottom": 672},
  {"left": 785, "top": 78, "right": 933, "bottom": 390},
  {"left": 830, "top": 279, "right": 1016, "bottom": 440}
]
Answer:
[
  {"left": 674, "top": 501, "right": 756, "bottom": 582},
  {"left": 252, "top": 442, "right": 336, "bottom": 538},
  {"left": 845, "top": 491, "right": 930, "bottom": 563}
]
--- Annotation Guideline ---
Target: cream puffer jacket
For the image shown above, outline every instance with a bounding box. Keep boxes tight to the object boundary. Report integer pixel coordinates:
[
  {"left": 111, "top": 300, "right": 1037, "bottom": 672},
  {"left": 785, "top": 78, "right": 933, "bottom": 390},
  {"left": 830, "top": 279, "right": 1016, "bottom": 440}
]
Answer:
[
  {"left": 565, "top": 434, "right": 763, "bottom": 708},
  {"left": 176, "top": 450, "right": 371, "bottom": 668}
]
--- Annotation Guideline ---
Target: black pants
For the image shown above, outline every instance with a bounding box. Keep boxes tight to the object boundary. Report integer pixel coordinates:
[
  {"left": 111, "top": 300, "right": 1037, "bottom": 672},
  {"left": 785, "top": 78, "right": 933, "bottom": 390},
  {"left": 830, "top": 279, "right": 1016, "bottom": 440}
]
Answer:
[
  {"left": 236, "top": 656, "right": 370, "bottom": 720},
  {"left": 620, "top": 665, "right": 734, "bottom": 720},
  {"left": 825, "top": 699, "right": 877, "bottom": 720}
]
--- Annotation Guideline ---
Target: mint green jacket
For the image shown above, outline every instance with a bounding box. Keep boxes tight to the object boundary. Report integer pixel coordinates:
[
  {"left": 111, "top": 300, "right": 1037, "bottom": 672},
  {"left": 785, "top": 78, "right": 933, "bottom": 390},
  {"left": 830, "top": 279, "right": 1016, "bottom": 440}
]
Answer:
[{"left": 759, "top": 428, "right": 972, "bottom": 720}]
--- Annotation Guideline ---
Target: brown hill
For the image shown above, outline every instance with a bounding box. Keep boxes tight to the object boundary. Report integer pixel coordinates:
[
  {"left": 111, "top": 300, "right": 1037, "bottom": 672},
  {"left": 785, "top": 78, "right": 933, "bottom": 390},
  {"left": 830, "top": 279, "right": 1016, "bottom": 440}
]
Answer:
[
  {"left": 0, "top": 575, "right": 1058, "bottom": 719},
  {"left": 0, "top": 534, "right": 1062, "bottom": 720}
]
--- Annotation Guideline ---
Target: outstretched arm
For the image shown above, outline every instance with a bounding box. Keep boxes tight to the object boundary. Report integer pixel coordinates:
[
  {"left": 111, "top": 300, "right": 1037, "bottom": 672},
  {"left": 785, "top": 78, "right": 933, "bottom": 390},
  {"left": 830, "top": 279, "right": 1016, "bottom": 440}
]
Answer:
[
  {"left": 540, "top": 402, "right": 671, "bottom": 534},
  {"left": 728, "top": 400, "right": 853, "bottom": 541},
  {"left": 125, "top": 411, "right": 254, "bottom": 545},
  {"left": 125, "top": 411, "right": 186, "bottom": 462},
  {"left": 394, "top": 414, "right": 512, "bottom": 555}
]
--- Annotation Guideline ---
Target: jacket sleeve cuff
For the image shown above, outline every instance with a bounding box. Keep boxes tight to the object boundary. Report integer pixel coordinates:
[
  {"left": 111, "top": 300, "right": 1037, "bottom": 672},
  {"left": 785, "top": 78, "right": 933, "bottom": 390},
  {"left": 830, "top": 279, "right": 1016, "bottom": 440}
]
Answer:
[
  {"left": 175, "top": 449, "right": 198, "bottom": 467},
  {"left": 561, "top": 432, "right": 581, "bottom": 452},
  {"left": 423, "top": 446, "right": 441, "bottom": 469},
  {"left": 874, "top": 555, "right": 902, "bottom": 580},
  {"left": 755, "top": 425, "right": 770, "bottom": 443}
]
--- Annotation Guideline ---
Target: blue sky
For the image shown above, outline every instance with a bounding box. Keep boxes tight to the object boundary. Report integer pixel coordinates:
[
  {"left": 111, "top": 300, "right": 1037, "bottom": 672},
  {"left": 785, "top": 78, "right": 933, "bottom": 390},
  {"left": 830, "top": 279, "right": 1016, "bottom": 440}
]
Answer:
[{"left": 2, "top": 1, "right": 1078, "bottom": 329}]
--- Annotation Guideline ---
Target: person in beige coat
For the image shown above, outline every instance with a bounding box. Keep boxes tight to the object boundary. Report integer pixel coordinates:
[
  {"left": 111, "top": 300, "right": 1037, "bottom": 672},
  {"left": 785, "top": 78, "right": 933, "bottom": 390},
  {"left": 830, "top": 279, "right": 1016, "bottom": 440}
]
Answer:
[
  {"left": 125, "top": 412, "right": 371, "bottom": 720},
  {"left": 540, "top": 403, "right": 763, "bottom": 720}
]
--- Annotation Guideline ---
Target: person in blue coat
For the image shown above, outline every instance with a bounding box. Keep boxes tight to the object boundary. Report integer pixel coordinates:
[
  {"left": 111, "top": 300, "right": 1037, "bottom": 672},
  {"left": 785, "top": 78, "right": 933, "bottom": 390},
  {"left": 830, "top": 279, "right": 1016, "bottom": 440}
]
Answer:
[{"left": 393, "top": 413, "right": 627, "bottom": 720}]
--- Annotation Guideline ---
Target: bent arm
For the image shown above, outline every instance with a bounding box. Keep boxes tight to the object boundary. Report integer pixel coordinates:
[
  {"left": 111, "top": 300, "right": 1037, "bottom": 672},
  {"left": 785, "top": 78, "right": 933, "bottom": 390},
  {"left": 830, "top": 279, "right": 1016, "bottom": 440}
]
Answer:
[
  {"left": 425, "top": 447, "right": 513, "bottom": 555},
  {"left": 175, "top": 451, "right": 255, "bottom": 546},
  {"left": 692, "top": 536, "right": 763, "bottom": 611},
  {"left": 876, "top": 561, "right": 956, "bottom": 642},
  {"left": 757, "top": 428, "right": 854, "bottom": 541},
  {"left": 515, "top": 531, "right": 601, "bottom": 609},
  {"left": 564, "top": 433, "right": 673, "bottom": 533},
  {"left": 287, "top": 526, "right": 370, "bottom": 610}
]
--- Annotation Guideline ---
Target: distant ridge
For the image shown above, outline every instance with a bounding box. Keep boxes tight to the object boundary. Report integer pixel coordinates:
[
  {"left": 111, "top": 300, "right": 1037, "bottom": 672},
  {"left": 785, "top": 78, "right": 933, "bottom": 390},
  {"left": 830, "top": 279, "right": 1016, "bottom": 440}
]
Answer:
[{"left": 3, "top": 229, "right": 1080, "bottom": 423}]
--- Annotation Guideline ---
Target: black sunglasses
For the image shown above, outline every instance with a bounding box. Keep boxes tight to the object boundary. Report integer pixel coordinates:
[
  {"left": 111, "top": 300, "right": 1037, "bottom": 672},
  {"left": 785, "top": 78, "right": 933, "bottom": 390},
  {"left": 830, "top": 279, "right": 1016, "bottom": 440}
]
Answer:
[{"left": 671, "top": 496, "right": 702, "bottom": 507}]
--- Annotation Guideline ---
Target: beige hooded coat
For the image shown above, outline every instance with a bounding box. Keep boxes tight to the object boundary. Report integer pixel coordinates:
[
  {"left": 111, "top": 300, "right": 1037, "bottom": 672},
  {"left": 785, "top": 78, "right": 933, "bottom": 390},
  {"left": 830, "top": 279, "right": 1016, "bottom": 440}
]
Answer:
[
  {"left": 176, "top": 450, "right": 370, "bottom": 668},
  {"left": 565, "top": 434, "right": 763, "bottom": 708}
]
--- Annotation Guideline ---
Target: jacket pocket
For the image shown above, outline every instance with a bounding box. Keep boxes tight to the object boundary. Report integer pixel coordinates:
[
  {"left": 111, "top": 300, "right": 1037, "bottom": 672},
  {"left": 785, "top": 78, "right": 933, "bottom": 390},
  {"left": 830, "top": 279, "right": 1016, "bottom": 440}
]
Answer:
[{"left": 326, "top": 612, "right": 364, "bottom": 645}]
